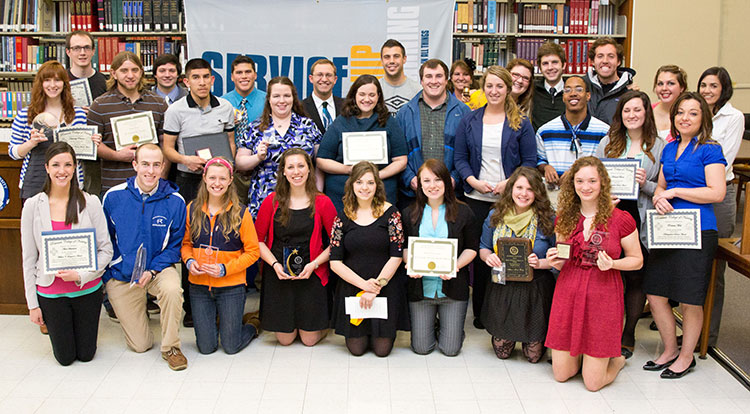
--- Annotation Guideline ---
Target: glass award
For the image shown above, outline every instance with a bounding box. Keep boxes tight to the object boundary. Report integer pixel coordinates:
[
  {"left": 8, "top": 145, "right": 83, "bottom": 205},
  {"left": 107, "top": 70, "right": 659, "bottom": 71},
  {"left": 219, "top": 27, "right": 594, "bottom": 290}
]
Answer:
[
  {"left": 199, "top": 244, "right": 218, "bottom": 266},
  {"left": 130, "top": 243, "right": 147, "bottom": 287},
  {"left": 262, "top": 126, "right": 279, "bottom": 147},
  {"left": 283, "top": 246, "right": 306, "bottom": 277},
  {"left": 581, "top": 230, "right": 609, "bottom": 267},
  {"left": 32, "top": 112, "right": 58, "bottom": 140}
]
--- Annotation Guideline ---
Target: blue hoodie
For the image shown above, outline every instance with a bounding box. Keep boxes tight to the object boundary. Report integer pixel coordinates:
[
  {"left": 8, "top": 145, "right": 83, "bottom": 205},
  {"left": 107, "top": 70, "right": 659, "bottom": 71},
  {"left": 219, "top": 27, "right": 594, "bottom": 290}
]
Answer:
[
  {"left": 396, "top": 91, "right": 470, "bottom": 197},
  {"left": 102, "top": 176, "right": 186, "bottom": 283}
]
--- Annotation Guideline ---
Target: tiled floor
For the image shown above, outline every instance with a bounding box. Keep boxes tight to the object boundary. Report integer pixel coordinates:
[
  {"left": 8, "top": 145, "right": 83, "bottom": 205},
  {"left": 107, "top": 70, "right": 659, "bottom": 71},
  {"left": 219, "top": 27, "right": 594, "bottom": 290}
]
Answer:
[{"left": 0, "top": 293, "right": 748, "bottom": 414}]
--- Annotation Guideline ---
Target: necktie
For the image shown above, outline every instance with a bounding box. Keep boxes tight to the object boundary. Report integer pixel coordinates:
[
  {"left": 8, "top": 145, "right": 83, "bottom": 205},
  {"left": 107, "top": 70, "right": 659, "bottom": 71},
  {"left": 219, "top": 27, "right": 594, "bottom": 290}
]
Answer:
[
  {"left": 549, "top": 87, "right": 556, "bottom": 96},
  {"left": 321, "top": 101, "right": 333, "bottom": 129},
  {"left": 236, "top": 98, "right": 249, "bottom": 143}
]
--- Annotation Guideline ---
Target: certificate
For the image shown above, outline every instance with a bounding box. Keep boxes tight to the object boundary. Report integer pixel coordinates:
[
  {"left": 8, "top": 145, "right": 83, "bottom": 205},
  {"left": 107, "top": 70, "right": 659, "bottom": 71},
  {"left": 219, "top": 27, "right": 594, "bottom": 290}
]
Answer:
[
  {"left": 69, "top": 78, "right": 93, "bottom": 107},
  {"left": 345, "top": 297, "right": 388, "bottom": 319},
  {"left": 110, "top": 112, "right": 158, "bottom": 150},
  {"left": 40, "top": 228, "right": 97, "bottom": 274},
  {"left": 407, "top": 237, "right": 458, "bottom": 278},
  {"left": 646, "top": 209, "right": 702, "bottom": 249},
  {"left": 342, "top": 131, "right": 389, "bottom": 165},
  {"left": 601, "top": 158, "right": 640, "bottom": 200},
  {"left": 496, "top": 237, "right": 533, "bottom": 282},
  {"left": 54, "top": 126, "right": 98, "bottom": 161}
]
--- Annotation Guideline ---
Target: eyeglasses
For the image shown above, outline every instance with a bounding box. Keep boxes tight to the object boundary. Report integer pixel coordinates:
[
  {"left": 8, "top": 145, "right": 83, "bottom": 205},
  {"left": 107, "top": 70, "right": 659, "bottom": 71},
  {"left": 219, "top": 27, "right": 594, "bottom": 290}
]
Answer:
[
  {"left": 563, "top": 86, "right": 585, "bottom": 94},
  {"left": 510, "top": 72, "right": 531, "bottom": 82},
  {"left": 312, "top": 73, "right": 335, "bottom": 79},
  {"left": 68, "top": 46, "right": 93, "bottom": 53}
]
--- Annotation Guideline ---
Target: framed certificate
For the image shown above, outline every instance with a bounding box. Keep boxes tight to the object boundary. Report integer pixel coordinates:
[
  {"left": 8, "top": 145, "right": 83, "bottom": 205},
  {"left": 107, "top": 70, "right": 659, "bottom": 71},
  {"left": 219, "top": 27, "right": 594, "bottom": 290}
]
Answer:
[
  {"left": 646, "top": 209, "right": 702, "bottom": 249},
  {"left": 342, "top": 131, "right": 389, "bottom": 165},
  {"left": 601, "top": 158, "right": 640, "bottom": 200},
  {"left": 54, "top": 126, "right": 98, "bottom": 161},
  {"left": 69, "top": 78, "right": 93, "bottom": 107},
  {"left": 496, "top": 237, "right": 533, "bottom": 282},
  {"left": 110, "top": 112, "right": 158, "bottom": 150},
  {"left": 407, "top": 237, "right": 458, "bottom": 278},
  {"left": 40, "top": 228, "right": 97, "bottom": 274}
]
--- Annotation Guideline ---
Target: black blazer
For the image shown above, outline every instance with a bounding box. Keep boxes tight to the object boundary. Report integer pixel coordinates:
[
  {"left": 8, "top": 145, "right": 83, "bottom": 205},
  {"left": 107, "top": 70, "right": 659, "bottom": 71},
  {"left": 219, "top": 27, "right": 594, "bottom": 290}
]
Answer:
[
  {"left": 302, "top": 95, "right": 344, "bottom": 134},
  {"left": 403, "top": 202, "right": 479, "bottom": 302}
]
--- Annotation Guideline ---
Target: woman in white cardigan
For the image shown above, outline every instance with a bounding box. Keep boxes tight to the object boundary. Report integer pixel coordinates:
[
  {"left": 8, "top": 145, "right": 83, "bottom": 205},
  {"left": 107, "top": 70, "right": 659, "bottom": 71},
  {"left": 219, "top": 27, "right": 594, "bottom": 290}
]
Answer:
[{"left": 21, "top": 142, "right": 112, "bottom": 366}]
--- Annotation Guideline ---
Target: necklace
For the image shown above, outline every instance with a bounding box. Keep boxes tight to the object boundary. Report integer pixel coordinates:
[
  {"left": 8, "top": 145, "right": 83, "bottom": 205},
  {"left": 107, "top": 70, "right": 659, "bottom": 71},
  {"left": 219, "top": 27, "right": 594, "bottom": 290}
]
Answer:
[{"left": 581, "top": 210, "right": 596, "bottom": 219}]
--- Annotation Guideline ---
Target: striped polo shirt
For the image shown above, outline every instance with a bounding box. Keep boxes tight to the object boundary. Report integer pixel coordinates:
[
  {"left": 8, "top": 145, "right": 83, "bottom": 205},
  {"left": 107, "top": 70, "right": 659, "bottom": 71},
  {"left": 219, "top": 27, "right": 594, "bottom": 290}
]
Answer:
[
  {"left": 87, "top": 88, "right": 169, "bottom": 192},
  {"left": 535, "top": 113, "right": 610, "bottom": 175}
]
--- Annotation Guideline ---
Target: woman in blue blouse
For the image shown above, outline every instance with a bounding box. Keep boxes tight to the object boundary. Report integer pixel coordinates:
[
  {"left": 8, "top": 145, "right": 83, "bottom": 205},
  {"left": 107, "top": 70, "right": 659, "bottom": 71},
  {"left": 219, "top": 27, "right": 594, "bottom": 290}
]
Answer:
[
  {"left": 235, "top": 76, "right": 322, "bottom": 217},
  {"left": 402, "top": 159, "right": 478, "bottom": 356},
  {"left": 479, "top": 167, "right": 555, "bottom": 362},
  {"left": 643, "top": 92, "right": 726, "bottom": 379},
  {"left": 453, "top": 66, "right": 537, "bottom": 328},
  {"left": 316, "top": 74, "right": 408, "bottom": 213}
]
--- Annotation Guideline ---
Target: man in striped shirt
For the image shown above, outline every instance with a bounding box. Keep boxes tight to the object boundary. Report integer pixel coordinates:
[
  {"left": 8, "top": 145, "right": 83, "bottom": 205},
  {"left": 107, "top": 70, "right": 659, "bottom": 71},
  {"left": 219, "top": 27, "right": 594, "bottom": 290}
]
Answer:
[
  {"left": 88, "top": 51, "right": 170, "bottom": 196},
  {"left": 536, "top": 76, "right": 610, "bottom": 185}
]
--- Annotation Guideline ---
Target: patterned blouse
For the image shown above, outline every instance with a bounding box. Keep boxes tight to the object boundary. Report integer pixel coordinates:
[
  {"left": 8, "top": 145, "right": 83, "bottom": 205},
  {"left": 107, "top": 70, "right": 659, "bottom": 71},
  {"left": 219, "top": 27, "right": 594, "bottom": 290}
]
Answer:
[{"left": 238, "top": 112, "right": 321, "bottom": 217}]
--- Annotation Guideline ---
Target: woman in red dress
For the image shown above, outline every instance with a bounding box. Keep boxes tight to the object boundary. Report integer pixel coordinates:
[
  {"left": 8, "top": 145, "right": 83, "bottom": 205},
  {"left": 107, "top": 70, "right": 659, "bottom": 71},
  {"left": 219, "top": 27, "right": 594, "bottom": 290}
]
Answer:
[{"left": 545, "top": 156, "right": 643, "bottom": 391}]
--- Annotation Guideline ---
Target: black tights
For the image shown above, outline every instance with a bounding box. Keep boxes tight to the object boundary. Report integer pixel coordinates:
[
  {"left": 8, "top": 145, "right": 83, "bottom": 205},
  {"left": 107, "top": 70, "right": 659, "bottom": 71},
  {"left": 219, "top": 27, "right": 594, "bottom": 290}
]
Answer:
[
  {"left": 346, "top": 336, "right": 395, "bottom": 357},
  {"left": 622, "top": 269, "right": 646, "bottom": 348}
]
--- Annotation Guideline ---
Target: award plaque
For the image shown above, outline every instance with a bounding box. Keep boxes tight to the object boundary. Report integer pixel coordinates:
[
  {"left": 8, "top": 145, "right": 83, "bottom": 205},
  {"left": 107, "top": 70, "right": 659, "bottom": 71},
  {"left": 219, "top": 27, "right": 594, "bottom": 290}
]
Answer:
[
  {"left": 581, "top": 230, "right": 609, "bottom": 267},
  {"left": 496, "top": 237, "right": 533, "bottom": 282},
  {"left": 284, "top": 246, "right": 306, "bottom": 277},
  {"left": 556, "top": 242, "right": 571, "bottom": 260}
]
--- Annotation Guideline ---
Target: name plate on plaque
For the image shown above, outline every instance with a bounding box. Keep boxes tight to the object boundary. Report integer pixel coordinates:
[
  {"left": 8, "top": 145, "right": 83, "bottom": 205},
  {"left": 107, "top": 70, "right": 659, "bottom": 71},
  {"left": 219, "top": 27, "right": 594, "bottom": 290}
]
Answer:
[{"left": 496, "top": 237, "right": 532, "bottom": 282}]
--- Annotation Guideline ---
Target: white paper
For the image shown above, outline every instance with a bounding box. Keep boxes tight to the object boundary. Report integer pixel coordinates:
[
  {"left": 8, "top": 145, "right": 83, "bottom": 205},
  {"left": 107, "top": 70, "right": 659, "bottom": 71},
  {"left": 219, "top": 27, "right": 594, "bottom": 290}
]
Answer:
[
  {"left": 345, "top": 297, "right": 388, "bottom": 319},
  {"left": 342, "top": 131, "right": 389, "bottom": 165}
]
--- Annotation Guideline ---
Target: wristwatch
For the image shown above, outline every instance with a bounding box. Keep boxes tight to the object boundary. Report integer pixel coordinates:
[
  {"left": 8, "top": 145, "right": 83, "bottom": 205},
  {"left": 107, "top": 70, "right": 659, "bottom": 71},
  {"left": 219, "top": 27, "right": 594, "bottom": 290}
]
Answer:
[
  {"left": 149, "top": 270, "right": 158, "bottom": 278},
  {"left": 377, "top": 277, "right": 389, "bottom": 287}
]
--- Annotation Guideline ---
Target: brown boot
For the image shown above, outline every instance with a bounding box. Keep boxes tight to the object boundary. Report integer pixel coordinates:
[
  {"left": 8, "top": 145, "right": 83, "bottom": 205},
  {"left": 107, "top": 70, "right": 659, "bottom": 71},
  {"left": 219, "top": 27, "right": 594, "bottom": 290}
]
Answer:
[
  {"left": 162, "top": 347, "right": 188, "bottom": 371},
  {"left": 243, "top": 312, "right": 261, "bottom": 338}
]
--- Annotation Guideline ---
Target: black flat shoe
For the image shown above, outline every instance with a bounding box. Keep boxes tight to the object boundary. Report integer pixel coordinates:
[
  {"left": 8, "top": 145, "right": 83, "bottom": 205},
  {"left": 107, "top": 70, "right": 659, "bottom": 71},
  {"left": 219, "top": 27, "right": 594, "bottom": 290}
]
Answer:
[
  {"left": 621, "top": 347, "right": 634, "bottom": 359},
  {"left": 473, "top": 318, "right": 485, "bottom": 330},
  {"left": 643, "top": 355, "right": 678, "bottom": 371},
  {"left": 660, "top": 358, "right": 696, "bottom": 379}
]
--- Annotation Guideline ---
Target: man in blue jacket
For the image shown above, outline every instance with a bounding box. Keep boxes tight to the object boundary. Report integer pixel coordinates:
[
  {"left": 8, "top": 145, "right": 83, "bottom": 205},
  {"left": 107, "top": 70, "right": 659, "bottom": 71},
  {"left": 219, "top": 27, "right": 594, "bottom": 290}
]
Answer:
[
  {"left": 396, "top": 59, "right": 471, "bottom": 207},
  {"left": 102, "top": 143, "right": 188, "bottom": 370}
]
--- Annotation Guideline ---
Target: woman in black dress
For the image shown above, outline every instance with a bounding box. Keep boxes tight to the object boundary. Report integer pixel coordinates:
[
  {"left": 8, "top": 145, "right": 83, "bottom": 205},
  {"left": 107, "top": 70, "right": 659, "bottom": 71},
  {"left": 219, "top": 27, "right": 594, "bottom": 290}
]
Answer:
[
  {"left": 330, "top": 161, "right": 408, "bottom": 357},
  {"left": 255, "top": 148, "right": 338, "bottom": 346}
]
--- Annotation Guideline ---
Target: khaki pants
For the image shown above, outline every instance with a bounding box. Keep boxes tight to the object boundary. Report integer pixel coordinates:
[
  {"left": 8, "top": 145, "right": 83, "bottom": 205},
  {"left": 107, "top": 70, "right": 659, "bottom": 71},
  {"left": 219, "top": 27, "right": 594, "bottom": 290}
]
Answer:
[{"left": 106, "top": 266, "right": 183, "bottom": 353}]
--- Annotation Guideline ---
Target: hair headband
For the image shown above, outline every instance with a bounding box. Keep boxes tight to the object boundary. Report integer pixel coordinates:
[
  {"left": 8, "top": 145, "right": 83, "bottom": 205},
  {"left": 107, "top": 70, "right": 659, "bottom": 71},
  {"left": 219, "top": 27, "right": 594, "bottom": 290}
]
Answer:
[{"left": 204, "top": 157, "right": 233, "bottom": 176}]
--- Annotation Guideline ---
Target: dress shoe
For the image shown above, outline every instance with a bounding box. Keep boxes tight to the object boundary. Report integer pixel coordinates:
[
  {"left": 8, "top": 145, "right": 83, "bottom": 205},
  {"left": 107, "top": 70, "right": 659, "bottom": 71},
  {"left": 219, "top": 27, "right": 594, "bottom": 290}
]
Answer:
[
  {"left": 643, "top": 355, "right": 678, "bottom": 371},
  {"left": 660, "top": 357, "right": 696, "bottom": 379}
]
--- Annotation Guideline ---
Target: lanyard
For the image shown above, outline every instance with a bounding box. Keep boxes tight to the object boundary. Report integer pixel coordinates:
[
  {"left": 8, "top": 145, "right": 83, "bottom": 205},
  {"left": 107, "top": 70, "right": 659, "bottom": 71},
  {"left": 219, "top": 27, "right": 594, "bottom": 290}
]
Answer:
[{"left": 562, "top": 117, "right": 582, "bottom": 158}]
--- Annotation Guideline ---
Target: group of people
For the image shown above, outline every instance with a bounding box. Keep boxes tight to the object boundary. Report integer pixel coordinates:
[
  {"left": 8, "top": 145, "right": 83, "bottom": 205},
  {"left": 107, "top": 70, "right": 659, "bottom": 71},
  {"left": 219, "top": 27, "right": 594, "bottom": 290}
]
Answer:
[{"left": 13, "top": 32, "right": 744, "bottom": 392}]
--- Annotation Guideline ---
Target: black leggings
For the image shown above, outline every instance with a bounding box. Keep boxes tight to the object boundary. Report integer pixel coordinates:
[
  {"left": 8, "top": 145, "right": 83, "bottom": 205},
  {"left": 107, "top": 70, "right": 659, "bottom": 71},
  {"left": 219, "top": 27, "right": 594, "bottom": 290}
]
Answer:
[
  {"left": 621, "top": 246, "right": 648, "bottom": 348},
  {"left": 346, "top": 336, "right": 395, "bottom": 357},
  {"left": 37, "top": 286, "right": 103, "bottom": 366},
  {"left": 465, "top": 198, "right": 494, "bottom": 321}
]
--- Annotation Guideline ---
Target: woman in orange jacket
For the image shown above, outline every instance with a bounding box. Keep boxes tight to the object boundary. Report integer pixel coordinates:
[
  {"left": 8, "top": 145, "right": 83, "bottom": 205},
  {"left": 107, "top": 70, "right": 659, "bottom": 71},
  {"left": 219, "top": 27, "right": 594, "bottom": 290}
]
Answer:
[{"left": 181, "top": 157, "right": 261, "bottom": 355}]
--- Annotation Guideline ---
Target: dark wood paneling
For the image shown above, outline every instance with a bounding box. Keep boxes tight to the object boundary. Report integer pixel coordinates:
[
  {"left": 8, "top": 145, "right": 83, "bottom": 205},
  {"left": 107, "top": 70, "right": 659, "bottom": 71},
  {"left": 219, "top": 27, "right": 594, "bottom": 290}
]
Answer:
[{"left": 0, "top": 142, "right": 26, "bottom": 314}]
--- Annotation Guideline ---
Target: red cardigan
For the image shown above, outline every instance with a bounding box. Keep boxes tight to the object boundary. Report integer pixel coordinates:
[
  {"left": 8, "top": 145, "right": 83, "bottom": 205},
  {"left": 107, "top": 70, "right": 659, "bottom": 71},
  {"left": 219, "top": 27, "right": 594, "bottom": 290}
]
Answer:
[{"left": 254, "top": 192, "right": 338, "bottom": 286}]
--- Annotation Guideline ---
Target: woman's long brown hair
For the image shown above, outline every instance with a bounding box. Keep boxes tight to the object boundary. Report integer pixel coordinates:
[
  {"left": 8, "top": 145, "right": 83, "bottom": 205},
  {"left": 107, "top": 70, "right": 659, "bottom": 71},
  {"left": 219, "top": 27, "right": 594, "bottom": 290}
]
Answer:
[
  {"left": 258, "top": 77, "right": 306, "bottom": 132},
  {"left": 340, "top": 74, "right": 390, "bottom": 127},
  {"left": 189, "top": 158, "right": 243, "bottom": 241},
  {"left": 342, "top": 161, "right": 386, "bottom": 220},
  {"left": 28, "top": 61, "right": 76, "bottom": 125},
  {"left": 273, "top": 148, "right": 319, "bottom": 226},
  {"left": 605, "top": 90, "right": 658, "bottom": 162},
  {"left": 554, "top": 157, "right": 613, "bottom": 241},
  {"left": 409, "top": 159, "right": 461, "bottom": 226},
  {"left": 42, "top": 142, "right": 86, "bottom": 225},
  {"left": 489, "top": 167, "right": 554, "bottom": 236},
  {"left": 505, "top": 58, "right": 534, "bottom": 118}
]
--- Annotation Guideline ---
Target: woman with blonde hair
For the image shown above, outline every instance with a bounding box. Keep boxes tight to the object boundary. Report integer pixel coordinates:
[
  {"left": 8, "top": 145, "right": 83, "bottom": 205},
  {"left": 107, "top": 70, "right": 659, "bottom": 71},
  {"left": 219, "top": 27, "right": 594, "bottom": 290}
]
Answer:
[
  {"left": 330, "top": 161, "right": 408, "bottom": 357},
  {"left": 181, "top": 157, "right": 261, "bottom": 354},
  {"left": 9, "top": 60, "right": 98, "bottom": 200},
  {"left": 652, "top": 65, "right": 688, "bottom": 141},
  {"left": 545, "top": 156, "right": 643, "bottom": 391},
  {"left": 255, "top": 148, "right": 337, "bottom": 346},
  {"left": 454, "top": 65, "right": 537, "bottom": 328}
]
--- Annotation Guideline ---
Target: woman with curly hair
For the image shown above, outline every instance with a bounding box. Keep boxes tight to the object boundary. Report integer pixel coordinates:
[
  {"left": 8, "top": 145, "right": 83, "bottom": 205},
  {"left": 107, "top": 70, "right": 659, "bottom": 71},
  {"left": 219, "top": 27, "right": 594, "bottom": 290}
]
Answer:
[
  {"left": 330, "top": 162, "right": 409, "bottom": 357},
  {"left": 479, "top": 167, "right": 555, "bottom": 363},
  {"left": 545, "top": 156, "right": 643, "bottom": 391}
]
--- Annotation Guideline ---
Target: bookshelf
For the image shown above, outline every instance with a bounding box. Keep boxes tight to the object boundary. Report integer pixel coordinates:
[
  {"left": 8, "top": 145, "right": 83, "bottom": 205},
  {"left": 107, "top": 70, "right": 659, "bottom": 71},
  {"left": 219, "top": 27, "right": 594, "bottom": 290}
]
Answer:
[{"left": 452, "top": 0, "right": 633, "bottom": 76}]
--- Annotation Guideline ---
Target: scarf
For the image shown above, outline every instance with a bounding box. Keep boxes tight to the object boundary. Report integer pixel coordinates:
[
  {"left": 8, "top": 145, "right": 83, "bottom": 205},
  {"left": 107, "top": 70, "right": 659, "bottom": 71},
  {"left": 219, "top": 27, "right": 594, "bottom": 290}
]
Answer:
[{"left": 493, "top": 209, "right": 537, "bottom": 253}]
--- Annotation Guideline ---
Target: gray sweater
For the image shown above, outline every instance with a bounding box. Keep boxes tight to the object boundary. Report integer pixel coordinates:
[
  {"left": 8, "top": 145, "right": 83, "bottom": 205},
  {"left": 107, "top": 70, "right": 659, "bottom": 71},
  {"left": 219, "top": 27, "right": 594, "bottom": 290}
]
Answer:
[
  {"left": 21, "top": 192, "right": 113, "bottom": 309},
  {"left": 595, "top": 135, "right": 665, "bottom": 247}
]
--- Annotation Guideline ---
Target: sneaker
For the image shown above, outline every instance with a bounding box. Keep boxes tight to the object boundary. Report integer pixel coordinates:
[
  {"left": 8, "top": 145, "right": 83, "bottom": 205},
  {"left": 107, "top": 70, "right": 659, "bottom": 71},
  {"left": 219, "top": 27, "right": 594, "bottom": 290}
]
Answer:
[
  {"left": 147, "top": 298, "right": 160, "bottom": 315},
  {"left": 162, "top": 347, "right": 188, "bottom": 371},
  {"left": 106, "top": 307, "right": 119, "bottom": 323}
]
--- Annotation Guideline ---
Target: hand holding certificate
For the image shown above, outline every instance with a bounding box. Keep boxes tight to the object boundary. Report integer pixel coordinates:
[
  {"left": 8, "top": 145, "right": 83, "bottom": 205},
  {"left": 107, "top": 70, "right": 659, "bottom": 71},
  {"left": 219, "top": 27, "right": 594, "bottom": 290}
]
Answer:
[
  {"left": 342, "top": 131, "right": 389, "bottom": 165},
  {"left": 54, "top": 126, "right": 99, "bottom": 161},
  {"left": 40, "top": 229, "right": 98, "bottom": 275},
  {"left": 110, "top": 112, "right": 158, "bottom": 150},
  {"left": 407, "top": 237, "right": 458, "bottom": 278},
  {"left": 345, "top": 296, "right": 388, "bottom": 319},
  {"left": 646, "top": 209, "right": 702, "bottom": 249},
  {"left": 601, "top": 159, "right": 641, "bottom": 200}
]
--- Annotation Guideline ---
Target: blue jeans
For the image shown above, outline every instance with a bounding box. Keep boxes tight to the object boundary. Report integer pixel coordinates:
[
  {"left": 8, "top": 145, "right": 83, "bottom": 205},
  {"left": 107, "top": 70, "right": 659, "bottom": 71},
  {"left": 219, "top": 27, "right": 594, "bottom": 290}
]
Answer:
[{"left": 189, "top": 283, "right": 256, "bottom": 355}]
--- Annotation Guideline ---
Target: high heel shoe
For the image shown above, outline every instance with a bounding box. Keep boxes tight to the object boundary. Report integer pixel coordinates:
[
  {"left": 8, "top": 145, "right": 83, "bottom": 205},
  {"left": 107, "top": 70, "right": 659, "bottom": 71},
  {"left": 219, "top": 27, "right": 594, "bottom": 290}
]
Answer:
[
  {"left": 643, "top": 355, "right": 678, "bottom": 371},
  {"left": 660, "top": 357, "right": 696, "bottom": 379}
]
